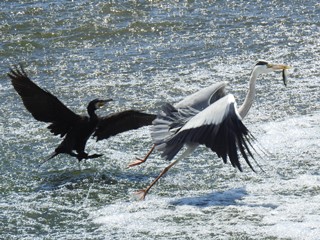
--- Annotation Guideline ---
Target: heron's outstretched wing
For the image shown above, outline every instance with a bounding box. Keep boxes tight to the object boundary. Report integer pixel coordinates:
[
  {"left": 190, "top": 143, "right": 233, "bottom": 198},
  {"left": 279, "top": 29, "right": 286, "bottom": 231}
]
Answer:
[
  {"left": 150, "top": 82, "right": 228, "bottom": 162},
  {"left": 94, "top": 110, "right": 156, "bottom": 141},
  {"left": 153, "top": 94, "right": 255, "bottom": 172},
  {"left": 8, "top": 65, "right": 81, "bottom": 137}
]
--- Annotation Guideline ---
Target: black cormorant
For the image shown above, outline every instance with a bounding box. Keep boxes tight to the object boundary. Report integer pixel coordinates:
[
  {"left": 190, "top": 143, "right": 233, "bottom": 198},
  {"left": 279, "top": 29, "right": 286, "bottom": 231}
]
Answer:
[{"left": 8, "top": 65, "right": 156, "bottom": 164}]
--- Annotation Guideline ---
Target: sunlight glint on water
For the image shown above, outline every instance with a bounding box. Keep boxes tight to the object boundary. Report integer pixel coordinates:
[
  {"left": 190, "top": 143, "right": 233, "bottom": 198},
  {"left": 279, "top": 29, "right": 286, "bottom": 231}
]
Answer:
[{"left": 0, "top": 1, "right": 319, "bottom": 239}]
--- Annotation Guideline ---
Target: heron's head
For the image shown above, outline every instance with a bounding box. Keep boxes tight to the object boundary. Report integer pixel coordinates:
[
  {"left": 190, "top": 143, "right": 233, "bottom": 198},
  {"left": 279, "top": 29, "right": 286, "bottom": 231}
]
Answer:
[
  {"left": 254, "top": 60, "right": 290, "bottom": 74},
  {"left": 88, "top": 98, "right": 113, "bottom": 111},
  {"left": 253, "top": 60, "right": 291, "bottom": 86}
]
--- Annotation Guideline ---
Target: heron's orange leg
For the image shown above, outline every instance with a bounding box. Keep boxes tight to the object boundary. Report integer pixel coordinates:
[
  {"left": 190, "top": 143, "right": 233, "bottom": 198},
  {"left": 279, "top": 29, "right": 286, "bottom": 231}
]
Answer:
[
  {"left": 128, "top": 145, "right": 155, "bottom": 168},
  {"left": 134, "top": 146, "right": 196, "bottom": 200},
  {"left": 135, "top": 157, "right": 180, "bottom": 200}
]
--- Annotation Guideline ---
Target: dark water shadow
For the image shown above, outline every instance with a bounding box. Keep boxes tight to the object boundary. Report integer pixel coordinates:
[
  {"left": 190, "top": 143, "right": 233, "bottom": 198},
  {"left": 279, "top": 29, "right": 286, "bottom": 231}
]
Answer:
[
  {"left": 34, "top": 165, "right": 156, "bottom": 192},
  {"left": 170, "top": 187, "right": 278, "bottom": 209},
  {"left": 35, "top": 168, "right": 117, "bottom": 191}
]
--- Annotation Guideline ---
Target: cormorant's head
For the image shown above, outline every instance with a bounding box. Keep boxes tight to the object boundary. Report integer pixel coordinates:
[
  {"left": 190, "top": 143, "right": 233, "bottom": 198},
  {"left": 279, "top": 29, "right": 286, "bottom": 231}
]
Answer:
[
  {"left": 88, "top": 98, "right": 113, "bottom": 111},
  {"left": 253, "top": 60, "right": 291, "bottom": 86}
]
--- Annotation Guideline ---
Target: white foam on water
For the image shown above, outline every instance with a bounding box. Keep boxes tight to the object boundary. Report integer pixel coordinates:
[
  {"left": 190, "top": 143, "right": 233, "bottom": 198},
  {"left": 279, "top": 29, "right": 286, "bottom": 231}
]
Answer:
[{"left": 91, "top": 112, "right": 320, "bottom": 239}]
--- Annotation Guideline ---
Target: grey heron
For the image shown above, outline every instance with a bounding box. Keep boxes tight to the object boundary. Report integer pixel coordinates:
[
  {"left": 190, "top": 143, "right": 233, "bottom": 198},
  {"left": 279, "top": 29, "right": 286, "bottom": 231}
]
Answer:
[
  {"left": 128, "top": 81, "right": 227, "bottom": 167},
  {"left": 8, "top": 65, "right": 156, "bottom": 165},
  {"left": 135, "top": 60, "right": 290, "bottom": 200}
]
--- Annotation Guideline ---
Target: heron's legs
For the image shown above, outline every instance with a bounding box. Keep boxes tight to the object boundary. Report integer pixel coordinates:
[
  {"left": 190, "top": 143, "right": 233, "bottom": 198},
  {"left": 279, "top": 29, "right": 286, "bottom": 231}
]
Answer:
[
  {"left": 135, "top": 146, "right": 196, "bottom": 200},
  {"left": 135, "top": 157, "right": 180, "bottom": 200},
  {"left": 128, "top": 145, "right": 155, "bottom": 168}
]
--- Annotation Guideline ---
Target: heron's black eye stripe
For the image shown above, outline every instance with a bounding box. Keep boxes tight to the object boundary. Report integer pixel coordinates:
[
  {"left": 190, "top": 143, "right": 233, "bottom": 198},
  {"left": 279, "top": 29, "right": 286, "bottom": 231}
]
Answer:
[{"left": 255, "top": 61, "right": 268, "bottom": 66}]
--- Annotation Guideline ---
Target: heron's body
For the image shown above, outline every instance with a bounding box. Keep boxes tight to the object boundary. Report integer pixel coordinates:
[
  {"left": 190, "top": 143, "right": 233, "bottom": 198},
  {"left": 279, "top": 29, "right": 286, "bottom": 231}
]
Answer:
[
  {"left": 129, "top": 82, "right": 227, "bottom": 167},
  {"left": 8, "top": 66, "right": 156, "bottom": 164},
  {"left": 152, "top": 93, "right": 254, "bottom": 171}
]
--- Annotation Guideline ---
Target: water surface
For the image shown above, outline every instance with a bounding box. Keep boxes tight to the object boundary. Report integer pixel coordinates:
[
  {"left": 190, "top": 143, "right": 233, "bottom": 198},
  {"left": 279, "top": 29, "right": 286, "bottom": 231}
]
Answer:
[{"left": 0, "top": 1, "right": 319, "bottom": 239}]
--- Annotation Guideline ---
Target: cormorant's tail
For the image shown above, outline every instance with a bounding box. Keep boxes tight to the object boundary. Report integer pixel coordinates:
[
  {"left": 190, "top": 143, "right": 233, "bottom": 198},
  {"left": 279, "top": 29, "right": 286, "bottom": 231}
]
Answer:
[{"left": 38, "top": 152, "right": 59, "bottom": 167}]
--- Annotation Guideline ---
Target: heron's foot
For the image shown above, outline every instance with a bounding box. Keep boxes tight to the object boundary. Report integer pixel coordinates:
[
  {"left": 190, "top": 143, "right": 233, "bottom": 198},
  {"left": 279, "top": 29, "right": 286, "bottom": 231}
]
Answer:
[
  {"left": 128, "top": 145, "right": 155, "bottom": 168},
  {"left": 134, "top": 189, "right": 148, "bottom": 201},
  {"left": 127, "top": 157, "right": 147, "bottom": 168}
]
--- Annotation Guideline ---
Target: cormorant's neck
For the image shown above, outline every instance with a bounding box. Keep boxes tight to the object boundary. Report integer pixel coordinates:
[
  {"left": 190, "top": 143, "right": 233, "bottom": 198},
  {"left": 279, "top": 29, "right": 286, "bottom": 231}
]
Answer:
[
  {"left": 87, "top": 108, "right": 98, "bottom": 121},
  {"left": 238, "top": 70, "right": 259, "bottom": 119}
]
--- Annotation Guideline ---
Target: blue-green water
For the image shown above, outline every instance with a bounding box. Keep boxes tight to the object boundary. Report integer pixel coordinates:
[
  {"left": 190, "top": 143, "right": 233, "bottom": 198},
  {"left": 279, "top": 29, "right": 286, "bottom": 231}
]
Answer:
[{"left": 0, "top": 1, "right": 319, "bottom": 239}]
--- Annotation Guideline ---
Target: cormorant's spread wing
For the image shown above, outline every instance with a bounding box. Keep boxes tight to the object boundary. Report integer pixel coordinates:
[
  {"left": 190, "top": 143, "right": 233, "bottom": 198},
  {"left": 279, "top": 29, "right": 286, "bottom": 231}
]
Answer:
[
  {"left": 8, "top": 65, "right": 81, "bottom": 137},
  {"left": 94, "top": 110, "right": 156, "bottom": 141},
  {"left": 153, "top": 94, "right": 256, "bottom": 172}
]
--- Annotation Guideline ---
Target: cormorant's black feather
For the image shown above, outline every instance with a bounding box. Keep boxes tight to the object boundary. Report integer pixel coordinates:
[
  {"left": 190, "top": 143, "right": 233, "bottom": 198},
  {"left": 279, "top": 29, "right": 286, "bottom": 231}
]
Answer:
[{"left": 8, "top": 65, "right": 155, "bottom": 163}]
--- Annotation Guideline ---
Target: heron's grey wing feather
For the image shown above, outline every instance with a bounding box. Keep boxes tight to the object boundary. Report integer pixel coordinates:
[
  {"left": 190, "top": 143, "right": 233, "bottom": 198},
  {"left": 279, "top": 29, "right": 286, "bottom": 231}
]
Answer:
[
  {"left": 174, "top": 82, "right": 228, "bottom": 110},
  {"left": 151, "top": 103, "right": 200, "bottom": 151},
  {"left": 152, "top": 82, "right": 228, "bottom": 155}
]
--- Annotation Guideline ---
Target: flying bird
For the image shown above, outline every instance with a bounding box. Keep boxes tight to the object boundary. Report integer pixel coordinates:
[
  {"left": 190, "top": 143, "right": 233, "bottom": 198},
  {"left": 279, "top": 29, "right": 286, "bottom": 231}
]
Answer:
[
  {"left": 136, "top": 60, "right": 290, "bottom": 200},
  {"left": 128, "top": 81, "right": 227, "bottom": 167},
  {"left": 8, "top": 65, "right": 156, "bottom": 165}
]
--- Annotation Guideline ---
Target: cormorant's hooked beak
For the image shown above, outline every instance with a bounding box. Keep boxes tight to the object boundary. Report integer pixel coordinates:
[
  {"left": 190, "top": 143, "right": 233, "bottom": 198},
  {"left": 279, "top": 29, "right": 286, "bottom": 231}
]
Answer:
[{"left": 98, "top": 99, "right": 113, "bottom": 108}]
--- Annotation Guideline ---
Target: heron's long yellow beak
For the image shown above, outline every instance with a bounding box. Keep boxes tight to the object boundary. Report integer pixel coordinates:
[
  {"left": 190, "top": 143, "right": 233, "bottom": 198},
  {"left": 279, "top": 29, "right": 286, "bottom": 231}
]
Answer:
[{"left": 269, "top": 64, "right": 291, "bottom": 70}]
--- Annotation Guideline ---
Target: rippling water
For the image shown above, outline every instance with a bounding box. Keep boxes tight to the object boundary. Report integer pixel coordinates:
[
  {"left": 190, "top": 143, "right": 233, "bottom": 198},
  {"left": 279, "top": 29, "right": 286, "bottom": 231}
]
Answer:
[{"left": 1, "top": 1, "right": 319, "bottom": 239}]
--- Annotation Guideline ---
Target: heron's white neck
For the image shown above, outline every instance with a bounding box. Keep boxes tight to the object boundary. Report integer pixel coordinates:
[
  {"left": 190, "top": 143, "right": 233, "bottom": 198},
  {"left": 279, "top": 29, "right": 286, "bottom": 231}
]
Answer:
[{"left": 238, "top": 70, "right": 259, "bottom": 119}]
